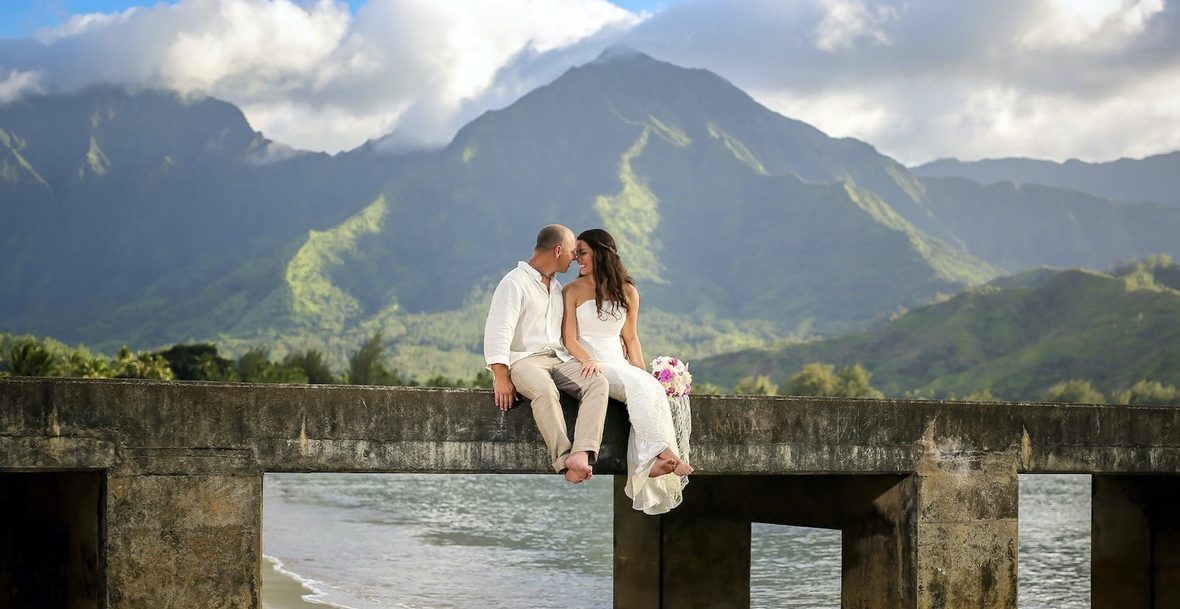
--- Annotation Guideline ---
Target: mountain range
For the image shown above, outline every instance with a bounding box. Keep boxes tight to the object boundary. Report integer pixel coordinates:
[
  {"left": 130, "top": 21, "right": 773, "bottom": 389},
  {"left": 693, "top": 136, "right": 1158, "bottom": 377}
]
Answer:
[
  {"left": 914, "top": 153, "right": 1180, "bottom": 208},
  {"left": 3, "top": 47, "right": 1179, "bottom": 378},
  {"left": 698, "top": 256, "right": 1180, "bottom": 399}
]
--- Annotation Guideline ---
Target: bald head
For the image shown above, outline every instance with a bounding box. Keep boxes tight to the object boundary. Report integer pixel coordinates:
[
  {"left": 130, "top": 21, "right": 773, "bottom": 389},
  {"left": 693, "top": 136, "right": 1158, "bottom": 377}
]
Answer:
[{"left": 535, "top": 224, "right": 573, "bottom": 251}]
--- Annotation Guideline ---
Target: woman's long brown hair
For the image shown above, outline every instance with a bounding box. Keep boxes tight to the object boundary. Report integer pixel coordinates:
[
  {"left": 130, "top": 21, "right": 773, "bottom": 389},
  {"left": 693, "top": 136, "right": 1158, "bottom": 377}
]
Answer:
[{"left": 577, "top": 229, "right": 634, "bottom": 318}]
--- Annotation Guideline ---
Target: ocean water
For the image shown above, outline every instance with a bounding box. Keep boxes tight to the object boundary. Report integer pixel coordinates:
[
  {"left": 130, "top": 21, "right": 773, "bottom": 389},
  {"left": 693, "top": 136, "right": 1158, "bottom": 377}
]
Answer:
[{"left": 262, "top": 474, "right": 1091, "bottom": 608}]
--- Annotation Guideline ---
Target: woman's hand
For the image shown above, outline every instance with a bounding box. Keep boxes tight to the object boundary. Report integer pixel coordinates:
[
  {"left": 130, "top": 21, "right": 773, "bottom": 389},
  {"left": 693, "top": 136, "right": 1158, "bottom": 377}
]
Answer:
[{"left": 580, "top": 358, "right": 601, "bottom": 379}]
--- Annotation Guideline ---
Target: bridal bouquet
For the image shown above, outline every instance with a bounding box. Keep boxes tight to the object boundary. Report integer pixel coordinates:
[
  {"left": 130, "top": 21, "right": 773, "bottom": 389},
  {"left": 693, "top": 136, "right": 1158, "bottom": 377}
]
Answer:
[
  {"left": 650, "top": 355, "right": 692, "bottom": 464},
  {"left": 650, "top": 355, "right": 692, "bottom": 396}
]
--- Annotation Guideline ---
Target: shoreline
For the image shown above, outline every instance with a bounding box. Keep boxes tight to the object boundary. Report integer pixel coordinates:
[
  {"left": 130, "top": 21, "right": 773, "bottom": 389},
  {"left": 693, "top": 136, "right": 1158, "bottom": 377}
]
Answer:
[{"left": 261, "top": 555, "right": 352, "bottom": 609}]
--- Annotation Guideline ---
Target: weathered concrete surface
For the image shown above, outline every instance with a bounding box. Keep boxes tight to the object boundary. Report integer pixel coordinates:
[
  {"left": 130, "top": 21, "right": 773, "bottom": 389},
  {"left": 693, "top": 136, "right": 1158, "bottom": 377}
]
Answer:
[
  {"left": 104, "top": 474, "right": 261, "bottom": 609},
  {"left": 2, "top": 377, "right": 1180, "bottom": 609},
  {"left": 1093, "top": 475, "right": 1180, "bottom": 609},
  {"left": 3, "top": 378, "right": 1179, "bottom": 475},
  {"left": 614, "top": 476, "right": 753, "bottom": 609}
]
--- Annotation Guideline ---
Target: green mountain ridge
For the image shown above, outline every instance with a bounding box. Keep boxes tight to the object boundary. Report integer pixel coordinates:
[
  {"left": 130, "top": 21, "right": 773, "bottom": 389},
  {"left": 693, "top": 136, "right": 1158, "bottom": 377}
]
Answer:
[
  {"left": 919, "top": 176, "right": 1180, "bottom": 270},
  {"left": 698, "top": 256, "right": 1180, "bottom": 399},
  {"left": 144, "top": 48, "right": 998, "bottom": 363},
  {"left": 3, "top": 49, "right": 1180, "bottom": 383},
  {"left": 0, "top": 85, "right": 409, "bottom": 326},
  {"left": 913, "top": 152, "right": 1180, "bottom": 208}
]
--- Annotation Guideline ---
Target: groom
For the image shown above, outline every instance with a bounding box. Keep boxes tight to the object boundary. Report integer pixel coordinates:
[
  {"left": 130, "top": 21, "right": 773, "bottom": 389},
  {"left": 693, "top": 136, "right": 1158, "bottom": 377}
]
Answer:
[{"left": 484, "top": 224, "right": 609, "bottom": 483}]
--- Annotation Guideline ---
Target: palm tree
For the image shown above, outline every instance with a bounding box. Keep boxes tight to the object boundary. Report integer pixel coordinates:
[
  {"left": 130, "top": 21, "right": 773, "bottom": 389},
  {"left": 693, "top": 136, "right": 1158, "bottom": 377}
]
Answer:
[{"left": 4, "top": 340, "right": 61, "bottom": 377}]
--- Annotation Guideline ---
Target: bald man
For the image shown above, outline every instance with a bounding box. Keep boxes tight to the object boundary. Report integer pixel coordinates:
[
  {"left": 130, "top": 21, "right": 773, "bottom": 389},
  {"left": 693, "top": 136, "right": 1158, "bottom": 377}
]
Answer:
[{"left": 483, "top": 224, "right": 610, "bottom": 483}]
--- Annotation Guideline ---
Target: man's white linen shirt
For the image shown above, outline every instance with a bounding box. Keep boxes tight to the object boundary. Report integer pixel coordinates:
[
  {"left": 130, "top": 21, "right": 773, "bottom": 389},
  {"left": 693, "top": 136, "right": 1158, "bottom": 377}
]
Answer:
[{"left": 484, "top": 261, "right": 572, "bottom": 368}]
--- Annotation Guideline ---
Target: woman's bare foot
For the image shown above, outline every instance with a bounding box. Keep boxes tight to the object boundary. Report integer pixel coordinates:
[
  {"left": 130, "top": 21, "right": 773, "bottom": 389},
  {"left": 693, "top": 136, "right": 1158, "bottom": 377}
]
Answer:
[
  {"left": 649, "top": 456, "right": 677, "bottom": 477},
  {"left": 563, "top": 451, "right": 593, "bottom": 483},
  {"left": 673, "top": 461, "right": 693, "bottom": 476},
  {"left": 649, "top": 448, "right": 684, "bottom": 477}
]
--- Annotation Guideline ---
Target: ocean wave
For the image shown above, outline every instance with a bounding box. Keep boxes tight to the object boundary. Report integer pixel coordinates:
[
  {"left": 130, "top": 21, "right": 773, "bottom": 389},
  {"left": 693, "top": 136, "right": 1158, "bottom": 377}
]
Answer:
[{"left": 263, "top": 554, "right": 358, "bottom": 609}]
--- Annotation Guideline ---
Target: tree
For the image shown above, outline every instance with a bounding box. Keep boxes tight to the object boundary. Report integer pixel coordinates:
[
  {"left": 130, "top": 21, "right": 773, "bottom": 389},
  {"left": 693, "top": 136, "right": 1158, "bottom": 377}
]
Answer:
[
  {"left": 786, "top": 362, "right": 837, "bottom": 396},
  {"left": 471, "top": 370, "right": 493, "bottom": 388},
  {"left": 1043, "top": 379, "right": 1104, "bottom": 404},
  {"left": 236, "top": 348, "right": 307, "bottom": 384},
  {"left": 157, "top": 343, "right": 235, "bottom": 381},
  {"left": 4, "top": 339, "right": 61, "bottom": 377},
  {"left": 734, "top": 374, "right": 779, "bottom": 396},
  {"left": 111, "top": 346, "right": 174, "bottom": 380},
  {"left": 1113, "top": 380, "right": 1178, "bottom": 406},
  {"left": 833, "top": 364, "right": 884, "bottom": 398},
  {"left": 786, "top": 361, "right": 883, "bottom": 398},
  {"left": 346, "top": 332, "right": 406, "bottom": 386},
  {"left": 282, "top": 350, "right": 336, "bottom": 384},
  {"left": 66, "top": 351, "right": 112, "bottom": 379},
  {"left": 959, "top": 388, "right": 997, "bottom": 401}
]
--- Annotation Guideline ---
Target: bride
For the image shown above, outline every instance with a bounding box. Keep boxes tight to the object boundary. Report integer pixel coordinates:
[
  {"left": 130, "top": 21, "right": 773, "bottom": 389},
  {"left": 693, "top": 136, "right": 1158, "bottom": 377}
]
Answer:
[{"left": 561, "top": 228, "right": 692, "bottom": 514}]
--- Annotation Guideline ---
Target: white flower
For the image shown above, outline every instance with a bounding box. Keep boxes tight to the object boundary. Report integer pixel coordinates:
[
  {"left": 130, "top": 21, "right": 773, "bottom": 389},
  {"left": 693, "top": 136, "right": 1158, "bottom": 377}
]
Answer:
[{"left": 650, "top": 355, "right": 692, "bottom": 397}]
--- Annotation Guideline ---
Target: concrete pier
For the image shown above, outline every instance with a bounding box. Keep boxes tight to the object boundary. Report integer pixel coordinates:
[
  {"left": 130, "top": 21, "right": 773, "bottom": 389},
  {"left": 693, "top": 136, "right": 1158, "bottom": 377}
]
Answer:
[{"left": 1, "top": 378, "right": 1178, "bottom": 608}]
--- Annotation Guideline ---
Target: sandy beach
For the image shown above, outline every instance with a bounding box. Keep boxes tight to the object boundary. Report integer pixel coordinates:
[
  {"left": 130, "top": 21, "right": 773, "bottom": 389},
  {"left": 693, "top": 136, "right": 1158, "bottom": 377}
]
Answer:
[{"left": 262, "top": 556, "right": 341, "bottom": 609}]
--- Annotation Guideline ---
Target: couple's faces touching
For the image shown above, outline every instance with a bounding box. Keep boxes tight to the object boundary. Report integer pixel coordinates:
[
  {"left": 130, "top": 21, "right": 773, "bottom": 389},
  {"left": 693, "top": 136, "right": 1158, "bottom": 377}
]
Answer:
[
  {"left": 551, "top": 232, "right": 583, "bottom": 275},
  {"left": 574, "top": 239, "right": 593, "bottom": 277},
  {"left": 549, "top": 232, "right": 592, "bottom": 277}
]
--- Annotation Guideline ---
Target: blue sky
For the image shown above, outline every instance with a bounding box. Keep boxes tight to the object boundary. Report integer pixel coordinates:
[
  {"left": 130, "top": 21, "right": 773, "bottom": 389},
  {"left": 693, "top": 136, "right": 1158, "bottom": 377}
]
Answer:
[{"left": 1, "top": 0, "right": 1177, "bottom": 164}]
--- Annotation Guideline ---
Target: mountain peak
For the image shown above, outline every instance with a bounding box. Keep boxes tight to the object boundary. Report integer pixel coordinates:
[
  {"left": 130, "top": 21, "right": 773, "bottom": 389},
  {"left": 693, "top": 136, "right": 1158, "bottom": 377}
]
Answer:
[{"left": 590, "top": 44, "right": 654, "bottom": 65}]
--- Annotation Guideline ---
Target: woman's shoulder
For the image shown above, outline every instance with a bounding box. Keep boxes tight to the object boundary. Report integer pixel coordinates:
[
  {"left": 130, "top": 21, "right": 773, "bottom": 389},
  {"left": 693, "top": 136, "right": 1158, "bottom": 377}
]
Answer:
[
  {"left": 623, "top": 282, "right": 640, "bottom": 300},
  {"left": 563, "top": 277, "right": 594, "bottom": 298}
]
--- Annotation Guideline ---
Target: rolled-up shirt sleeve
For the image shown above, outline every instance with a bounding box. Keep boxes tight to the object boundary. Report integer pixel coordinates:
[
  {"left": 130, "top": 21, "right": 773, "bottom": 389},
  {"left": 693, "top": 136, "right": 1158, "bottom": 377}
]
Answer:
[{"left": 484, "top": 276, "right": 522, "bottom": 368}]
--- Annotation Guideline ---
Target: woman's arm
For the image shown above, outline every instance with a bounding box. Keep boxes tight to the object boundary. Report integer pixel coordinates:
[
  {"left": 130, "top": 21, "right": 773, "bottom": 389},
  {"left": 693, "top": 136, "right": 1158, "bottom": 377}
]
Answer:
[
  {"left": 620, "top": 284, "right": 645, "bottom": 369},
  {"left": 561, "top": 282, "right": 601, "bottom": 379}
]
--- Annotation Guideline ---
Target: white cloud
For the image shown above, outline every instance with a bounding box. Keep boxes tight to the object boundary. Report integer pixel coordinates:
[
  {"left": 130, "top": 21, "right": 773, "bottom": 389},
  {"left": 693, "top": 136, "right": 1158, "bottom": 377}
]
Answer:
[
  {"left": 1020, "top": 0, "right": 1165, "bottom": 49},
  {"left": 1, "top": 0, "right": 1179, "bottom": 164},
  {"left": 814, "top": 0, "right": 899, "bottom": 53},
  {"left": 0, "top": 68, "right": 45, "bottom": 104},
  {"left": 0, "top": 0, "right": 637, "bottom": 152},
  {"left": 616, "top": 0, "right": 1180, "bottom": 163}
]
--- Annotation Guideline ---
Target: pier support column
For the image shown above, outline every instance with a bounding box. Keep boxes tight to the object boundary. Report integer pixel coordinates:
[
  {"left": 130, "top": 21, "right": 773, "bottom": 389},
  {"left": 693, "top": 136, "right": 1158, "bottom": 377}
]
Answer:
[
  {"left": 840, "top": 477, "right": 916, "bottom": 609},
  {"left": 0, "top": 471, "right": 104, "bottom": 609},
  {"left": 105, "top": 472, "right": 263, "bottom": 609},
  {"left": 911, "top": 451, "right": 1019, "bottom": 609},
  {"left": 613, "top": 476, "right": 751, "bottom": 609},
  {"left": 1093, "top": 475, "right": 1180, "bottom": 609}
]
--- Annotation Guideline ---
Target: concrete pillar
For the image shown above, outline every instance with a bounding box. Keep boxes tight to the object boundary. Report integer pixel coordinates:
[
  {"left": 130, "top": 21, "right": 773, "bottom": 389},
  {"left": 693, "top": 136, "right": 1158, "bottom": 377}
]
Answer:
[
  {"left": 614, "top": 475, "right": 660, "bottom": 609},
  {"left": 840, "top": 477, "right": 916, "bottom": 609},
  {"left": 912, "top": 452, "right": 1019, "bottom": 609},
  {"left": 104, "top": 473, "right": 262, "bottom": 609},
  {"left": 1093, "top": 475, "right": 1180, "bottom": 609},
  {"left": 0, "top": 471, "right": 104, "bottom": 609},
  {"left": 613, "top": 476, "right": 752, "bottom": 609}
]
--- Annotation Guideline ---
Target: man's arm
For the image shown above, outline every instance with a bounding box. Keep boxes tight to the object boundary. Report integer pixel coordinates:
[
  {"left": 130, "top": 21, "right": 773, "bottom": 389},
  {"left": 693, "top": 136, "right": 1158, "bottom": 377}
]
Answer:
[{"left": 484, "top": 277, "right": 522, "bottom": 410}]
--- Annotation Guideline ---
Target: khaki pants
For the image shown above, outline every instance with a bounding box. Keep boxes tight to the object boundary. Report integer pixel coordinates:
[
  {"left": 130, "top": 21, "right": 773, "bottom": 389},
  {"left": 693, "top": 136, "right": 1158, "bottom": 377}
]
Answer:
[{"left": 510, "top": 352, "right": 610, "bottom": 473}]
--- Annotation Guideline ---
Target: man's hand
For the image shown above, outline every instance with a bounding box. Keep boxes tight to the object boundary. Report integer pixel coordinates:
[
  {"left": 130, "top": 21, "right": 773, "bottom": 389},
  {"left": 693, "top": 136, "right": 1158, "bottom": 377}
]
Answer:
[{"left": 491, "top": 364, "right": 517, "bottom": 411}]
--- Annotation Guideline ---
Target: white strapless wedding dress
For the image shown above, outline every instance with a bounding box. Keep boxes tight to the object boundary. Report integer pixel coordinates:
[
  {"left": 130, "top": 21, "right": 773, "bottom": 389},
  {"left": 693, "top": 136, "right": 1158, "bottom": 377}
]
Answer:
[{"left": 575, "top": 300, "right": 686, "bottom": 514}]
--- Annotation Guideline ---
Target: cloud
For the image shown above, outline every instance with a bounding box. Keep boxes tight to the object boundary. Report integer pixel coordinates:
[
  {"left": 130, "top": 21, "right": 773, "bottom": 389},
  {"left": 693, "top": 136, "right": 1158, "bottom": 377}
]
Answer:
[
  {"left": 0, "top": 0, "right": 637, "bottom": 153},
  {"left": 0, "top": 68, "right": 45, "bottom": 104},
  {"left": 1, "top": 0, "right": 1179, "bottom": 163},
  {"left": 813, "top": 0, "right": 900, "bottom": 53},
  {"left": 610, "top": 0, "right": 1180, "bottom": 163}
]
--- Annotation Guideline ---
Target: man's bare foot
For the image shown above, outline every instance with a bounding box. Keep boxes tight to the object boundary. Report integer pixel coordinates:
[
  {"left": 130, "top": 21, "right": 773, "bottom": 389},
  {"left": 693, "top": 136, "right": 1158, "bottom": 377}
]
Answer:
[{"left": 563, "top": 451, "right": 593, "bottom": 484}]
